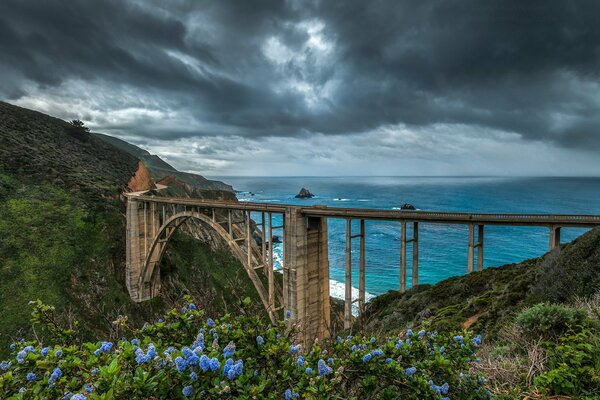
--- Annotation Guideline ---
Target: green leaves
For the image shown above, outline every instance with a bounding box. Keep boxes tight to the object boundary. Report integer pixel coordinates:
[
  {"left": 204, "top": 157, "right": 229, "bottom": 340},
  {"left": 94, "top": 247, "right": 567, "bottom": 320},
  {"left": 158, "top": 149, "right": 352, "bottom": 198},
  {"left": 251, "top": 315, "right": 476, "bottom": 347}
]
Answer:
[{"left": 0, "top": 300, "right": 490, "bottom": 399}]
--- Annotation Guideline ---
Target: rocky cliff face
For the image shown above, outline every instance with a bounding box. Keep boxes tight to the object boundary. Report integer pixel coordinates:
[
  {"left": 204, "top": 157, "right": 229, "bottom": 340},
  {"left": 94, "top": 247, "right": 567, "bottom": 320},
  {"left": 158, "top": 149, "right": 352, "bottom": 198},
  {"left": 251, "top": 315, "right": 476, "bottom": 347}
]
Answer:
[{"left": 127, "top": 161, "right": 156, "bottom": 192}]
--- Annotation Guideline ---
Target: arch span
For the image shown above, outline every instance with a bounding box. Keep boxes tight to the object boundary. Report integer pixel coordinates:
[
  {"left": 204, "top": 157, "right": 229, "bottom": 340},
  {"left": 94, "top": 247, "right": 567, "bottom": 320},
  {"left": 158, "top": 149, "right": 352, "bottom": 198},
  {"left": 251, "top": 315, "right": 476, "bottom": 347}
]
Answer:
[{"left": 140, "top": 210, "right": 277, "bottom": 323}]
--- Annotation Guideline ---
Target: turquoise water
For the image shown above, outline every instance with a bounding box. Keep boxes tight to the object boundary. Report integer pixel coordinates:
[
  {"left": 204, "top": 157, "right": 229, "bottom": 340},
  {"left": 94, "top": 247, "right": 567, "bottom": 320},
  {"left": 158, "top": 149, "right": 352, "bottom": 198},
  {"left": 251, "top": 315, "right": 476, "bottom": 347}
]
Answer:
[{"left": 213, "top": 176, "right": 600, "bottom": 299}]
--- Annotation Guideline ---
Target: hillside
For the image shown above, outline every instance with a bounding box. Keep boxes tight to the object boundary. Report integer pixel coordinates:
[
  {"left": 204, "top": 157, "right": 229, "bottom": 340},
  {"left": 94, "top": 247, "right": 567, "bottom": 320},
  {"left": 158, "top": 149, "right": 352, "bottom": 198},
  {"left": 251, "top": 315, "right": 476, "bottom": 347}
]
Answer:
[
  {"left": 362, "top": 226, "right": 600, "bottom": 338},
  {"left": 93, "top": 132, "right": 233, "bottom": 192},
  {"left": 0, "top": 102, "right": 260, "bottom": 353}
]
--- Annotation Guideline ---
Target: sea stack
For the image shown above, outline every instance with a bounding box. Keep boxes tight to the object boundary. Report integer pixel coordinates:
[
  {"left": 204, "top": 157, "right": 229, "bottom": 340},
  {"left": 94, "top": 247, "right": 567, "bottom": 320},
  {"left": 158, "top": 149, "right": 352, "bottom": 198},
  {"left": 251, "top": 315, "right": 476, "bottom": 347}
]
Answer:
[
  {"left": 295, "top": 187, "right": 315, "bottom": 198},
  {"left": 400, "top": 203, "right": 416, "bottom": 210}
]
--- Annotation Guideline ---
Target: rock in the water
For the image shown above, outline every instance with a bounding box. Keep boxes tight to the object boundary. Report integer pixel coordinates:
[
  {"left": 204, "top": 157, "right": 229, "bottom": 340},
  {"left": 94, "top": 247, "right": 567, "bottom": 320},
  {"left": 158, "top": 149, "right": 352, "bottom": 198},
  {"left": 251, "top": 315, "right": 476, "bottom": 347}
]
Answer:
[
  {"left": 400, "top": 203, "right": 416, "bottom": 210},
  {"left": 295, "top": 187, "right": 315, "bottom": 198}
]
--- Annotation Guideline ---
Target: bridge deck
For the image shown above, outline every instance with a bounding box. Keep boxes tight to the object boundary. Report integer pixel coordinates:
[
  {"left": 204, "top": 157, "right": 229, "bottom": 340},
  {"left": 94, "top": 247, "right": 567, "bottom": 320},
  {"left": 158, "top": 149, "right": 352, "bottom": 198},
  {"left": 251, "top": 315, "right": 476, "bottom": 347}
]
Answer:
[{"left": 127, "top": 194, "right": 600, "bottom": 227}]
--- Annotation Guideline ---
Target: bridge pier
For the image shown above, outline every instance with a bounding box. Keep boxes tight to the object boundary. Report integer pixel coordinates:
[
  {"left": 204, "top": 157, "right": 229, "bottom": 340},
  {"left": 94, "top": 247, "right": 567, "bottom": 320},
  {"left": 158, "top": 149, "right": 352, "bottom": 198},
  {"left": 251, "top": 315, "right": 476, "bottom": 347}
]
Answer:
[
  {"left": 400, "top": 221, "right": 419, "bottom": 292},
  {"left": 467, "top": 224, "right": 485, "bottom": 273},
  {"left": 126, "top": 198, "right": 162, "bottom": 301},
  {"left": 549, "top": 225, "right": 561, "bottom": 250},
  {"left": 284, "top": 209, "right": 330, "bottom": 344}
]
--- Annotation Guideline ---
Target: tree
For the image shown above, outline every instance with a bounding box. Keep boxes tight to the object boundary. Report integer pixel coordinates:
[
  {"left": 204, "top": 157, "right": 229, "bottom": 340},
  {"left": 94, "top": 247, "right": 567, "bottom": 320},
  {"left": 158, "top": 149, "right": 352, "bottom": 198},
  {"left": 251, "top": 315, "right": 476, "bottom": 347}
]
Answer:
[{"left": 69, "top": 119, "right": 90, "bottom": 133}]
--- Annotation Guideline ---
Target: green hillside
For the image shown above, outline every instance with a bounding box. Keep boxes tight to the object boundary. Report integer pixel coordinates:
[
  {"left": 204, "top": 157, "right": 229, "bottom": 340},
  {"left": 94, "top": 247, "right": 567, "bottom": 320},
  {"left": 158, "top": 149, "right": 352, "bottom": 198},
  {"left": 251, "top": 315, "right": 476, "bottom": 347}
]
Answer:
[{"left": 0, "top": 102, "right": 260, "bottom": 354}]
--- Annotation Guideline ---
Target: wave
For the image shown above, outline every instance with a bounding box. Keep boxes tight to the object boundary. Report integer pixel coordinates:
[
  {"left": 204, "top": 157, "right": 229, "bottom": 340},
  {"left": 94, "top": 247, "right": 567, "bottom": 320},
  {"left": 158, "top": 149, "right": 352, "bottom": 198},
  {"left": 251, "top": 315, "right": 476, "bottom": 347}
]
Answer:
[{"left": 333, "top": 198, "right": 351, "bottom": 201}]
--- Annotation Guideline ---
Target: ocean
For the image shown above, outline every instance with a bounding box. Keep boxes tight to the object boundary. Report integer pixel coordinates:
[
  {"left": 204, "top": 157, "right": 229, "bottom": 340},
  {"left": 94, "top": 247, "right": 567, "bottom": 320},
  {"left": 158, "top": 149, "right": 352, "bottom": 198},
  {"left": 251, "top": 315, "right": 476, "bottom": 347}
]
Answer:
[{"left": 212, "top": 176, "right": 600, "bottom": 305}]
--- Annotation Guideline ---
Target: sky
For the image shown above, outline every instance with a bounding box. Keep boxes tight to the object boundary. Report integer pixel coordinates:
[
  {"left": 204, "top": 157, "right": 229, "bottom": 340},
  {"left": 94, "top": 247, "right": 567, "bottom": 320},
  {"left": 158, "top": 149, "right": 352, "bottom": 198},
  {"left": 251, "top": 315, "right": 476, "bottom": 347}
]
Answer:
[{"left": 1, "top": 0, "right": 599, "bottom": 177}]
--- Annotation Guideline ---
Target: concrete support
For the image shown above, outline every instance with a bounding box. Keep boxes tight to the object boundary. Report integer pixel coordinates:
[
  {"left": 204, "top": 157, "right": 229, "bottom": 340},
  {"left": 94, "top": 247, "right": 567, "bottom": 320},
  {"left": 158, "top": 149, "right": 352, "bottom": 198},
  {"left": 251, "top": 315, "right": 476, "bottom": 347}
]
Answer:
[
  {"left": 358, "top": 219, "right": 366, "bottom": 314},
  {"left": 549, "top": 226, "right": 561, "bottom": 250},
  {"left": 400, "top": 221, "right": 419, "bottom": 290},
  {"left": 468, "top": 224, "right": 485, "bottom": 273},
  {"left": 467, "top": 224, "right": 475, "bottom": 273},
  {"left": 477, "top": 224, "right": 484, "bottom": 271},
  {"left": 283, "top": 208, "right": 330, "bottom": 344},
  {"left": 267, "top": 213, "right": 275, "bottom": 311},
  {"left": 126, "top": 198, "right": 161, "bottom": 302},
  {"left": 400, "top": 221, "right": 407, "bottom": 292},
  {"left": 412, "top": 222, "right": 419, "bottom": 287},
  {"left": 344, "top": 218, "right": 352, "bottom": 330}
]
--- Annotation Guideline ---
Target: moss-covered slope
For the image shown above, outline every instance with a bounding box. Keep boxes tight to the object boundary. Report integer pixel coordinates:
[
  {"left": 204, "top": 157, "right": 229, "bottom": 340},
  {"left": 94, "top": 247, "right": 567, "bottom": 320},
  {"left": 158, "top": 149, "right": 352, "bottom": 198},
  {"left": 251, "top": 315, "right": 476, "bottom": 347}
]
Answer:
[
  {"left": 362, "top": 227, "right": 600, "bottom": 338},
  {"left": 0, "top": 102, "right": 259, "bottom": 354}
]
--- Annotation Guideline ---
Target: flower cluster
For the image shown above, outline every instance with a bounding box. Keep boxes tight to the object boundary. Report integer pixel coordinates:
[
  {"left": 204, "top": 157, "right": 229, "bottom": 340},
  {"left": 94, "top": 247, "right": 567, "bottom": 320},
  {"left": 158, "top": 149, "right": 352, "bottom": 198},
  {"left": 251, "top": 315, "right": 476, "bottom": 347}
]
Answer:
[{"left": 0, "top": 300, "right": 491, "bottom": 399}]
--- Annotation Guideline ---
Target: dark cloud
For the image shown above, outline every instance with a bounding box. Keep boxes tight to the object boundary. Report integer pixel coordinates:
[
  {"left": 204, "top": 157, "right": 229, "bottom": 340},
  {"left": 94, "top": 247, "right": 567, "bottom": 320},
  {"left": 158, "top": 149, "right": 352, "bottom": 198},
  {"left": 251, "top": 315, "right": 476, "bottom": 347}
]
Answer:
[{"left": 1, "top": 0, "right": 599, "bottom": 150}]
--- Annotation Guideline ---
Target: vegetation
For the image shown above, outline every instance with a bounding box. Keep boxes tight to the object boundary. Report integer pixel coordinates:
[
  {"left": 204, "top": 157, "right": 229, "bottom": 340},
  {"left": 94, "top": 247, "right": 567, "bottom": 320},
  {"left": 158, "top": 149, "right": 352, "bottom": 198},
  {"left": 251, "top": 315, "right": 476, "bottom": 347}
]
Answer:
[
  {"left": 0, "top": 101, "right": 261, "bottom": 358},
  {"left": 0, "top": 300, "right": 490, "bottom": 399}
]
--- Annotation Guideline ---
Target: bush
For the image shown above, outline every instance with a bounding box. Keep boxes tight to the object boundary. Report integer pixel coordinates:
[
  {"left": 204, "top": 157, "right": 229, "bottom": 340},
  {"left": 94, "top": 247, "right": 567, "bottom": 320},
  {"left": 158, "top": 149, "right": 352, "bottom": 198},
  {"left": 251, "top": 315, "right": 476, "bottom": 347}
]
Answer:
[
  {"left": 534, "top": 328, "right": 600, "bottom": 396},
  {"left": 0, "top": 300, "right": 491, "bottom": 399},
  {"left": 515, "top": 303, "right": 589, "bottom": 340}
]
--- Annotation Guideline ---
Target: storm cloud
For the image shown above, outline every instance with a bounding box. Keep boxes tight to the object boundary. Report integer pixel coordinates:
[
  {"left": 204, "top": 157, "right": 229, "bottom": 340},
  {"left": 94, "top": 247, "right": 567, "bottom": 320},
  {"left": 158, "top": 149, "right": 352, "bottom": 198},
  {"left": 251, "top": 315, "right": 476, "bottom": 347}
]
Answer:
[{"left": 1, "top": 0, "right": 599, "bottom": 175}]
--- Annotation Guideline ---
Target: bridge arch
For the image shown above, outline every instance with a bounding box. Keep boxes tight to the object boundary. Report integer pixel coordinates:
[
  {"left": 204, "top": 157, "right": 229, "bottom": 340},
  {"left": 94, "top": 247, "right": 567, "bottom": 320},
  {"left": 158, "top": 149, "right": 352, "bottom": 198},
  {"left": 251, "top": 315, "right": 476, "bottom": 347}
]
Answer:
[{"left": 139, "top": 210, "right": 277, "bottom": 323}]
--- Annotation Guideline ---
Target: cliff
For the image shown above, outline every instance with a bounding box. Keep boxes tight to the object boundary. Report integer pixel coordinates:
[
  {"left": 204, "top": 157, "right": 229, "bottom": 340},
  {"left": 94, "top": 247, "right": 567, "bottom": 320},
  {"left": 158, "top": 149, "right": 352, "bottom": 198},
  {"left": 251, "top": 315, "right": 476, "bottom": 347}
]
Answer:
[{"left": 0, "top": 101, "right": 259, "bottom": 352}]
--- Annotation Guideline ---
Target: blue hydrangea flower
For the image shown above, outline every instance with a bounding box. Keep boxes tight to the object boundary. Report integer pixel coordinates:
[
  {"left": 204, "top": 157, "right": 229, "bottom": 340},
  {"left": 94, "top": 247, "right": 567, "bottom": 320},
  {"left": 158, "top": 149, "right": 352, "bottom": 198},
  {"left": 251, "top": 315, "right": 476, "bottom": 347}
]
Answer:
[
  {"left": 175, "top": 356, "right": 188, "bottom": 372},
  {"left": 199, "top": 355, "right": 210, "bottom": 371},
  {"left": 404, "top": 366, "right": 417, "bottom": 377},
  {"left": 362, "top": 354, "right": 372, "bottom": 363},
  {"left": 55, "top": 349, "right": 63, "bottom": 357},
  {"left": 190, "top": 372, "right": 198, "bottom": 381},
  {"left": 472, "top": 334, "right": 482, "bottom": 346},
  {"left": 182, "top": 385, "right": 194, "bottom": 397},
  {"left": 9, "top": 343, "right": 16, "bottom": 351},
  {"left": 297, "top": 356, "right": 305, "bottom": 368},
  {"left": 223, "top": 342, "right": 236, "bottom": 358},
  {"left": 317, "top": 359, "right": 332, "bottom": 376},
  {"left": 84, "top": 384, "right": 95, "bottom": 393},
  {"left": 180, "top": 306, "right": 188, "bottom": 313},
  {"left": 41, "top": 347, "right": 50, "bottom": 357},
  {"left": 130, "top": 338, "right": 139, "bottom": 346},
  {"left": 0, "top": 361, "right": 12, "bottom": 371},
  {"left": 71, "top": 395, "right": 87, "bottom": 400},
  {"left": 207, "top": 318, "right": 215, "bottom": 327},
  {"left": 305, "top": 367, "right": 313, "bottom": 375},
  {"left": 418, "top": 330, "right": 426, "bottom": 339},
  {"left": 289, "top": 344, "right": 301, "bottom": 354},
  {"left": 209, "top": 357, "right": 220, "bottom": 371},
  {"left": 188, "top": 303, "right": 197, "bottom": 310},
  {"left": 26, "top": 372, "right": 36, "bottom": 381},
  {"left": 351, "top": 345, "right": 357, "bottom": 352},
  {"left": 94, "top": 341, "right": 113, "bottom": 355},
  {"left": 370, "top": 337, "right": 376, "bottom": 343},
  {"left": 453, "top": 335, "right": 464, "bottom": 344},
  {"left": 327, "top": 357, "right": 334, "bottom": 365},
  {"left": 284, "top": 389, "right": 299, "bottom": 399},
  {"left": 91, "top": 368, "right": 98, "bottom": 375},
  {"left": 385, "top": 358, "right": 392, "bottom": 364},
  {"left": 371, "top": 349, "right": 384, "bottom": 357},
  {"left": 336, "top": 336, "right": 343, "bottom": 344},
  {"left": 284, "top": 310, "right": 292, "bottom": 319},
  {"left": 49, "top": 367, "right": 62, "bottom": 384},
  {"left": 19, "top": 388, "right": 26, "bottom": 393},
  {"left": 256, "top": 336, "right": 265, "bottom": 345},
  {"left": 406, "top": 329, "right": 414, "bottom": 338}
]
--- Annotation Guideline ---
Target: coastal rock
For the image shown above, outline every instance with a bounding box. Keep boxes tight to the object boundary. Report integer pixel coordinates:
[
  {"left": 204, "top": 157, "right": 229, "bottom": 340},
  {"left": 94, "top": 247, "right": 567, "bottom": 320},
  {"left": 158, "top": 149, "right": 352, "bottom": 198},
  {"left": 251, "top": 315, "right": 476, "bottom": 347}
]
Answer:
[
  {"left": 295, "top": 187, "right": 315, "bottom": 198},
  {"left": 400, "top": 203, "right": 416, "bottom": 210}
]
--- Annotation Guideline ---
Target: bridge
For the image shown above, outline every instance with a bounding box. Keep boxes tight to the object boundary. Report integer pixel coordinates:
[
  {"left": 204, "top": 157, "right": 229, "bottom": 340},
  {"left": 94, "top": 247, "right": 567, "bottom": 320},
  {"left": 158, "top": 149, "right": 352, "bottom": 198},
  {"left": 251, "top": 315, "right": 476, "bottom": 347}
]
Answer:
[{"left": 124, "top": 193, "right": 600, "bottom": 343}]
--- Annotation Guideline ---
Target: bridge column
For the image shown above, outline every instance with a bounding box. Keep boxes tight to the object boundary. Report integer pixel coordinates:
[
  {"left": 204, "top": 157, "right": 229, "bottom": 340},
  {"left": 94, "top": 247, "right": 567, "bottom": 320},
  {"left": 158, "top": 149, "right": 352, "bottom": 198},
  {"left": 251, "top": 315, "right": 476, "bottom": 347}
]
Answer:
[
  {"left": 549, "top": 226, "right": 561, "bottom": 250},
  {"left": 126, "top": 198, "right": 161, "bottom": 302},
  {"left": 283, "top": 208, "right": 330, "bottom": 345},
  {"left": 468, "top": 224, "right": 485, "bottom": 273},
  {"left": 400, "top": 221, "right": 419, "bottom": 291},
  {"left": 477, "top": 225, "right": 484, "bottom": 271}
]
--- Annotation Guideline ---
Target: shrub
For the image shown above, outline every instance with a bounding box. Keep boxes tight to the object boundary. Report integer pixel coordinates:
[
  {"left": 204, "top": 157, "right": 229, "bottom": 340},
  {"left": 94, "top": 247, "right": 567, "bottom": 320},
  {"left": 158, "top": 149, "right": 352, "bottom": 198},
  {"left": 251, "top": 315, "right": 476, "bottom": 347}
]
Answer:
[
  {"left": 534, "top": 328, "right": 600, "bottom": 396},
  {"left": 0, "top": 300, "right": 491, "bottom": 399},
  {"left": 515, "top": 303, "right": 589, "bottom": 340}
]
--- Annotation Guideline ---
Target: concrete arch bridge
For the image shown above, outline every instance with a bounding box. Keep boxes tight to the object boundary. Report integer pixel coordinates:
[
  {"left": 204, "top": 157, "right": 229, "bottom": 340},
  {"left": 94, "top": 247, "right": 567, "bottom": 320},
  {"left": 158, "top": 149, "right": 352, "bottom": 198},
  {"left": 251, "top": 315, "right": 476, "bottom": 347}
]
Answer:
[{"left": 125, "top": 193, "right": 600, "bottom": 343}]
